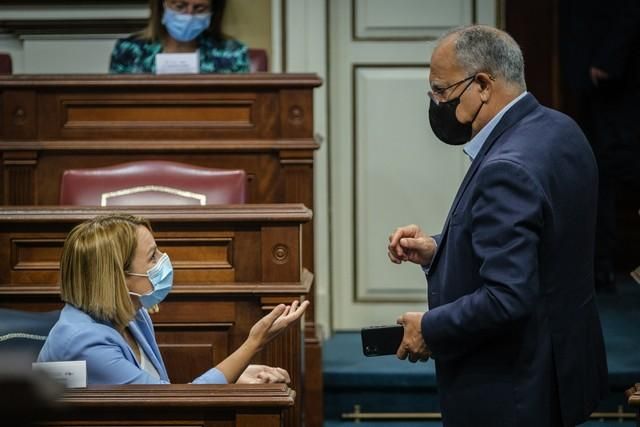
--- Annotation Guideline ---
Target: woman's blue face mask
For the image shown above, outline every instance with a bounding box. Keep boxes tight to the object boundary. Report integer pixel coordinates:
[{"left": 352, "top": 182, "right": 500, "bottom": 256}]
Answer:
[
  {"left": 127, "top": 253, "right": 174, "bottom": 309},
  {"left": 162, "top": 5, "right": 211, "bottom": 42}
]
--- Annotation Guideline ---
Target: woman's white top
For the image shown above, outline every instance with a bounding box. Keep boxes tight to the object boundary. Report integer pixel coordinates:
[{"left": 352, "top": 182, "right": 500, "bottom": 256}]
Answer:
[{"left": 138, "top": 341, "right": 160, "bottom": 380}]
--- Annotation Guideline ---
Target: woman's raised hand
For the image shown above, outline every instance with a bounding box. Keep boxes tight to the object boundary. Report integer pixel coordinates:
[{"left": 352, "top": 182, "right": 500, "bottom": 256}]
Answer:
[{"left": 247, "top": 300, "right": 310, "bottom": 351}]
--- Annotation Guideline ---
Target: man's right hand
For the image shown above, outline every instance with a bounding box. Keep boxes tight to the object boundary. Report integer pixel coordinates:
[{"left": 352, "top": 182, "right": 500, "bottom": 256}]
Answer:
[{"left": 388, "top": 224, "right": 436, "bottom": 266}]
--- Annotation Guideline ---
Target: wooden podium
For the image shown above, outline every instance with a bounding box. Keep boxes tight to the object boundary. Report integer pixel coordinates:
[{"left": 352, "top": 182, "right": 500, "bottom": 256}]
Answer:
[
  {"left": 0, "top": 204, "right": 310, "bottom": 427},
  {"left": 0, "top": 73, "right": 324, "bottom": 426}
]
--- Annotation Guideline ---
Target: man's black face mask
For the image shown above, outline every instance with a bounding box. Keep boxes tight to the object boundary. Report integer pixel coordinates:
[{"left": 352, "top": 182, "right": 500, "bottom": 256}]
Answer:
[{"left": 428, "top": 75, "right": 483, "bottom": 146}]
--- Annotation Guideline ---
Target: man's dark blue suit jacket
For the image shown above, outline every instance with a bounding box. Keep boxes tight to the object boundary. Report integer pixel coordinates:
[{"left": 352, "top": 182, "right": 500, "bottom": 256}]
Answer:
[{"left": 422, "top": 93, "right": 608, "bottom": 427}]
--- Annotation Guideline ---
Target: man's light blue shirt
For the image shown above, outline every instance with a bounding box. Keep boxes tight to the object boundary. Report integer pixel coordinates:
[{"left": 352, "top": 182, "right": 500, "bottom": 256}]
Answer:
[{"left": 463, "top": 91, "right": 528, "bottom": 161}]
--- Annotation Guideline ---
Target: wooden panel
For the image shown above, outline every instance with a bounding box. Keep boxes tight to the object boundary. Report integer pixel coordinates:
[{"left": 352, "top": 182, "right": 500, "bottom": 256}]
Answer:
[
  {"left": 232, "top": 229, "right": 262, "bottom": 282},
  {"left": 31, "top": 384, "right": 293, "bottom": 426},
  {"left": 261, "top": 225, "right": 301, "bottom": 283},
  {"left": 236, "top": 414, "right": 280, "bottom": 427},
  {"left": 158, "top": 235, "right": 235, "bottom": 283},
  {"left": 12, "top": 238, "right": 63, "bottom": 271},
  {"left": 0, "top": 74, "right": 324, "bottom": 142},
  {"left": 0, "top": 233, "right": 64, "bottom": 286},
  {"left": 1, "top": 90, "right": 37, "bottom": 140},
  {"left": 151, "top": 301, "right": 237, "bottom": 324},
  {"left": 63, "top": 101, "right": 253, "bottom": 127},
  {"left": 279, "top": 89, "right": 313, "bottom": 139},
  {"left": 155, "top": 326, "right": 231, "bottom": 384},
  {"left": 0, "top": 205, "right": 311, "bottom": 292},
  {"left": 354, "top": 0, "right": 473, "bottom": 40},
  {"left": 39, "top": 92, "right": 275, "bottom": 140},
  {"left": 280, "top": 153, "right": 316, "bottom": 334},
  {"left": 2, "top": 151, "right": 38, "bottom": 205}
]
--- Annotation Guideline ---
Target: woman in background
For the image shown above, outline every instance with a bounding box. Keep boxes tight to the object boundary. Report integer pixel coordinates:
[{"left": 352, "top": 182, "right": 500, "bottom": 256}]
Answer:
[
  {"left": 110, "top": 0, "right": 249, "bottom": 73},
  {"left": 38, "top": 213, "right": 307, "bottom": 384}
]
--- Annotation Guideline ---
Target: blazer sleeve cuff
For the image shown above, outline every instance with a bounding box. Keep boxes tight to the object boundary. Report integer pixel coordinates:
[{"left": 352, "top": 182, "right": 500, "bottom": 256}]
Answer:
[
  {"left": 191, "top": 367, "right": 228, "bottom": 384},
  {"left": 420, "top": 234, "right": 440, "bottom": 274},
  {"left": 421, "top": 307, "right": 450, "bottom": 360}
]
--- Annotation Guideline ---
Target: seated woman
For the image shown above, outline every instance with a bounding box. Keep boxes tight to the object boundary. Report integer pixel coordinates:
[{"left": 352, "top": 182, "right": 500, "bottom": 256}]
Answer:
[
  {"left": 110, "top": 0, "right": 248, "bottom": 73},
  {"left": 37, "top": 213, "right": 308, "bottom": 385}
]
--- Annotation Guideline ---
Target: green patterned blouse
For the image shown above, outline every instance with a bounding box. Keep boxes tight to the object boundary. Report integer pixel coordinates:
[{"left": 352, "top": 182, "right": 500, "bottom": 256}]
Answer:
[{"left": 109, "top": 35, "right": 250, "bottom": 74}]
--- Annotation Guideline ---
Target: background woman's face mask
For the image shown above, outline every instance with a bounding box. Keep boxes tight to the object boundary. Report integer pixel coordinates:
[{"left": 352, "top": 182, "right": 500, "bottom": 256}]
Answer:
[
  {"left": 127, "top": 253, "right": 174, "bottom": 309},
  {"left": 162, "top": 6, "right": 211, "bottom": 42}
]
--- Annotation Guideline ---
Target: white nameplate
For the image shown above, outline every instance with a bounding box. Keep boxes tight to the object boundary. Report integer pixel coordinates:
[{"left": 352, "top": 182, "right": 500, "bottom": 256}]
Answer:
[
  {"left": 155, "top": 51, "right": 199, "bottom": 74},
  {"left": 32, "top": 360, "right": 87, "bottom": 388}
]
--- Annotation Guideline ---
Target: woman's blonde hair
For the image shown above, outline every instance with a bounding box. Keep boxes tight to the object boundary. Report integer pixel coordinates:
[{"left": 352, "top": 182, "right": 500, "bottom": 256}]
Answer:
[{"left": 60, "top": 214, "right": 152, "bottom": 331}]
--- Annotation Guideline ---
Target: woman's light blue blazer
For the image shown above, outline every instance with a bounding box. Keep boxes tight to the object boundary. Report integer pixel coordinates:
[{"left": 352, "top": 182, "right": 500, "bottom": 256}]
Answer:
[{"left": 37, "top": 303, "right": 227, "bottom": 385}]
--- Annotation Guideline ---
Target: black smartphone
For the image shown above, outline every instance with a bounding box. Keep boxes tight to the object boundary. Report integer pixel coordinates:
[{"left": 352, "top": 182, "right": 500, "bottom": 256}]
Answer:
[{"left": 361, "top": 325, "right": 404, "bottom": 357}]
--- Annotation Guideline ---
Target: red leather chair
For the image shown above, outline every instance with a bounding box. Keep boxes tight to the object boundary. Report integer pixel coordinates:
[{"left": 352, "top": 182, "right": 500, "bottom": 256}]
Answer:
[
  {"left": 0, "top": 53, "right": 12, "bottom": 74},
  {"left": 248, "top": 48, "right": 268, "bottom": 72},
  {"left": 59, "top": 160, "right": 246, "bottom": 206}
]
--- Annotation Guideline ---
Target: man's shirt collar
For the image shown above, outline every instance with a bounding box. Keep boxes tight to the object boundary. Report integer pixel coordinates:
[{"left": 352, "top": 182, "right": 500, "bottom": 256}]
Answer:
[{"left": 463, "top": 91, "right": 528, "bottom": 160}]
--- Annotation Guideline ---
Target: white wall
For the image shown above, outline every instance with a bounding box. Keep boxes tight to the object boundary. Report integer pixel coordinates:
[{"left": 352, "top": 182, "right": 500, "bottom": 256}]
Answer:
[{"left": 0, "top": 4, "right": 148, "bottom": 73}]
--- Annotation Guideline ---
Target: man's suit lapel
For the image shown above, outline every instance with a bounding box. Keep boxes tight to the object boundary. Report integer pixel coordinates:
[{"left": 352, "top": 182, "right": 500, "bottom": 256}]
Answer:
[{"left": 428, "top": 93, "right": 540, "bottom": 274}]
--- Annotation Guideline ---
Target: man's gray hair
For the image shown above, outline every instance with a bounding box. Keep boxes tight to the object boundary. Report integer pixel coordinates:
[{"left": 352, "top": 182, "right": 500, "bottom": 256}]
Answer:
[{"left": 438, "top": 25, "right": 526, "bottom": 91}]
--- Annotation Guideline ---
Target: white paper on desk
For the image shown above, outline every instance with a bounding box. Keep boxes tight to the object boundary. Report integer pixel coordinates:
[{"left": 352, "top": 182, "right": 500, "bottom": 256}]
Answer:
[
  {"left": 155, "top": 51, "right": 199, "bottom": 74},
  {"left": 32, "top": 360, "right": 87, "bottom": 388}
]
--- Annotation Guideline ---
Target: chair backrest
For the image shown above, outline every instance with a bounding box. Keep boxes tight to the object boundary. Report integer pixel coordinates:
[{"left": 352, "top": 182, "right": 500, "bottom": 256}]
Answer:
[
  {"left": 0, "top": 309, "right": 61, "bottom": 361},
  {"left": 0, "top": 53, "right": 12, "bottom": 74},
  {"left": 59, "top": 160, "right": 247, "bottom": 206},
  {"left": 248, "top": 48, "right": 268, "bottom": 72}
]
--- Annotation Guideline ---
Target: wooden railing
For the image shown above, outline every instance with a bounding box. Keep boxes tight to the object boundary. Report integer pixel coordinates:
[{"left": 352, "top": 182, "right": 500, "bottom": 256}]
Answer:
[{"left": 39, "top": 384, "right": 294, "bottom": 426}]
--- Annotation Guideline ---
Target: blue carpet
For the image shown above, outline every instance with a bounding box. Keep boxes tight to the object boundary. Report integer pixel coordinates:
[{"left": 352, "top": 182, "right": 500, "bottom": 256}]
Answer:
[
  {"left": 325, "top": 422, "right": 443, "bottom": 427},
  {"left": 324, "top": 274, "right": 640, "bottom": 426},
  {"left": 596, "top": 276, "right": 640, "bottom": 390},
  {"left": 325, "top": 422, "right": 635, "bottom": 427}
]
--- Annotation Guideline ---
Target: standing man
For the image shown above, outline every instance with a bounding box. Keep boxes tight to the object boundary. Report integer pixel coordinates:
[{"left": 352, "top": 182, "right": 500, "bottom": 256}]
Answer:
[{"left": 388, "top": 25, "right": 607, "bottom": 427}]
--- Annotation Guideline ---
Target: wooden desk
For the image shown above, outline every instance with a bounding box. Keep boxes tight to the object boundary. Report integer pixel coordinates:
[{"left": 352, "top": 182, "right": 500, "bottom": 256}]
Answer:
[
  {"left": 39, "top": 384, "right": 294, "bottom": 427},
  {"left": 0, "top": 204, "right": 310, "bottom": 427},
  {"left": 0, "top": 73, "right": 324, "bottom": 426}
]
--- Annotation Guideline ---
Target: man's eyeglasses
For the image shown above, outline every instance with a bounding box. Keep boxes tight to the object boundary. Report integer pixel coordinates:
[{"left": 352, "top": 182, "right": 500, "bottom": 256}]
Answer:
[
  {"left": 429, "top": 74, "right": 476, "bottom": 103},
  {"left": 165, "top": 0, "right": 211, "bottom": 15}
]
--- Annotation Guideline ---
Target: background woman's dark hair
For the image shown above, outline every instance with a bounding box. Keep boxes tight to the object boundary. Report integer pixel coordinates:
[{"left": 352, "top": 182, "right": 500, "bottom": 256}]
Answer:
[{"left": 140, "top": 0, "right": 228, "bottom": 43}]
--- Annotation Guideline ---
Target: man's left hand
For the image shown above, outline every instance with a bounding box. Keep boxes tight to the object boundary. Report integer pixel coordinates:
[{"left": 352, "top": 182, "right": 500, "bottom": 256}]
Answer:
[
  {"left": 396, "top": 312, "right": 431, "bottom": 363},
  {"left": 236, "top": 364, "right": 291, "bottom": 384}
]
